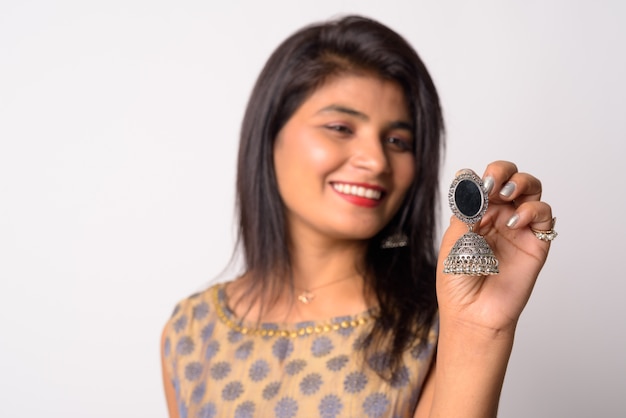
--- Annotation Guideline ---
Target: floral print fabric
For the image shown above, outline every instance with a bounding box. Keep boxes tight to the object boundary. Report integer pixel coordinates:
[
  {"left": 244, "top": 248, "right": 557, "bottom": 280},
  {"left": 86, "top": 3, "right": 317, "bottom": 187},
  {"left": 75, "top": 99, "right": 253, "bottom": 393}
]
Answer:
[{"left": 163, "top": 283, "right": 438, "bottom": 418}]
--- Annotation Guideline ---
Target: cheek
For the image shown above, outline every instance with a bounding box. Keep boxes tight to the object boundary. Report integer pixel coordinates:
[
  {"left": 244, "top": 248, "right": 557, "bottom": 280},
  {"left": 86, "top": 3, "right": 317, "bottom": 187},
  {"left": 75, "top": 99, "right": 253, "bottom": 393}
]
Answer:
[
  {"left": 394, "top": 156, "right": 416, "bottom": 192},
  {"left": 274, "top": 134, "right": 339, "bottom": 198},
  {"left": 307, "top": 143, "right": 337, "bottom": 175},
  {"left": 291, "top": 135, "right": 341, "bottom": 181}
]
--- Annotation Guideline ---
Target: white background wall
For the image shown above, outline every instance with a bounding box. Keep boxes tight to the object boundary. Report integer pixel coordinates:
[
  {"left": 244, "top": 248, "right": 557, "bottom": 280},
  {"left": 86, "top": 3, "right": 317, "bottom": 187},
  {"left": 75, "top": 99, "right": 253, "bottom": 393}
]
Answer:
[{"left": 1, "top": 1, "right": 624, "bottom": 417}]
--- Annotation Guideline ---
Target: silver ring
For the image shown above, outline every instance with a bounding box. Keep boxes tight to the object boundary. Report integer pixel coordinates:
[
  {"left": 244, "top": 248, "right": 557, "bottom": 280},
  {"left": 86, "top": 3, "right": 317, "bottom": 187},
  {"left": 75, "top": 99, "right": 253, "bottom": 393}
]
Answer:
[{"left": 530, "top": 217, "right": 558, "bottom": 242}]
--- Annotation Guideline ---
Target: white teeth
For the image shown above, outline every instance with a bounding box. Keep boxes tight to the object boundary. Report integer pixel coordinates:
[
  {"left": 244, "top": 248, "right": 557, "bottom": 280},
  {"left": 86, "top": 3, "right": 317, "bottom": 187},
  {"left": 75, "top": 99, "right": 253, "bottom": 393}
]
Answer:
[{"left": 332, "top": 183, "right": 382, "bottom": 200}]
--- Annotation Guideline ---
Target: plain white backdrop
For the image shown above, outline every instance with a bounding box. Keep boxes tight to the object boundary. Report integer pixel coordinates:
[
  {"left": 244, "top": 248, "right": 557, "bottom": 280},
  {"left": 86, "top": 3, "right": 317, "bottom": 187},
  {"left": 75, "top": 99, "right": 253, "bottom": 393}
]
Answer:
[{"left": 1, "top": 1, "right": 624, "bottom": 416}]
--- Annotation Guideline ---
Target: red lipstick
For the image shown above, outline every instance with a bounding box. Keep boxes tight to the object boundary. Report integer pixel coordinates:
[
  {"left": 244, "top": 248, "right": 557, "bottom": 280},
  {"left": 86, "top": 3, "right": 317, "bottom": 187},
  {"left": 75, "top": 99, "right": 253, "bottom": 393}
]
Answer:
[{"left": 331, "top": 182, "right": 385, "bottom": 208}]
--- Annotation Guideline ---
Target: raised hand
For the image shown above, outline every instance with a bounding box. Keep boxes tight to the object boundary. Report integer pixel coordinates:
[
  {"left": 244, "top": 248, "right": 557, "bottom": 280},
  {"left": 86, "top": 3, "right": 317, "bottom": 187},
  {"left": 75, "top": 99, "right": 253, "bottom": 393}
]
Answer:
[{"left": 437, "top": 160, "right": 556, "bottom": 334}]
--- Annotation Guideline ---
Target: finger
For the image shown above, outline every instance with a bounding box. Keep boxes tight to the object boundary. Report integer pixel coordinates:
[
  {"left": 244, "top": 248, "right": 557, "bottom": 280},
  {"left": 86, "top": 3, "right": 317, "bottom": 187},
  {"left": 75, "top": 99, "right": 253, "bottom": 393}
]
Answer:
[
  {"left": 505, "top": 200, "right": 554, "bottom": 231},
  {"left": 499, "top": 172, "right": 542, "bottom": 204},
  {"left": 488, "top": 172, "right": 542, "bottom": 205},
  {"left": 481, "top": 160, "right": 518, "bottom": 196}
]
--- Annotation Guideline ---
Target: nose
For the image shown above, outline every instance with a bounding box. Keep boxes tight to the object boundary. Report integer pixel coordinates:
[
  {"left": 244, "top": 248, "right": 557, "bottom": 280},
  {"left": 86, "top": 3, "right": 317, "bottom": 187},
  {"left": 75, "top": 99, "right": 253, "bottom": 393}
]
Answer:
[{"left": 350, "top": 134, "right": 390, "bottom": 174}]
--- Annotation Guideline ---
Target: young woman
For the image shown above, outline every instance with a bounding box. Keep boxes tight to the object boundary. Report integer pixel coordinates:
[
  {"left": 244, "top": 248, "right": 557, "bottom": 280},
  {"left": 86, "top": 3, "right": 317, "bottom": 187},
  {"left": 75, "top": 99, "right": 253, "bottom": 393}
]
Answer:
[{"left": 161, "top": 15, "right": 555, "bottom": 418}]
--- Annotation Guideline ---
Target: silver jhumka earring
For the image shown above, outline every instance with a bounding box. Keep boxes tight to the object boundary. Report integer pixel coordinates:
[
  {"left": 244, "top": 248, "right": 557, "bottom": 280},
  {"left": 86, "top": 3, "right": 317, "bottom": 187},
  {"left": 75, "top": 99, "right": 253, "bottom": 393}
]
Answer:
[{"left": 443, "top": 170, "right": 499, "bottom": 275}]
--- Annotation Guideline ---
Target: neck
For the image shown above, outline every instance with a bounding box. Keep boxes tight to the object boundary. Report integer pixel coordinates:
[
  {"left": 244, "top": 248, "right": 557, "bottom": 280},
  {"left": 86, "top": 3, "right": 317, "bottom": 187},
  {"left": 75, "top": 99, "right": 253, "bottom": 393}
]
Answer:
[
  {"left": 285, "top": 234, "right": 373, "bottom": 319},
  {"left": 290, "top": 238, "right": 366, "bottom": 291},
  {"left": 229, "top": 236, "right": 374, "bottom": 323}
]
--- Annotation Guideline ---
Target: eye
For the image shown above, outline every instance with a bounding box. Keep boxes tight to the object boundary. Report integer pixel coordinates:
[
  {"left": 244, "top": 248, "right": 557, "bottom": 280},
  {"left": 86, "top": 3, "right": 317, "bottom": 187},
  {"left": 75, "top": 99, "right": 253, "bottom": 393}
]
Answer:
[
  {"left": 385, "top": 136, "right": 413, "bottom": 152},
  {"left": 325, "top": 124, "right": 353, "bottom": 136}
]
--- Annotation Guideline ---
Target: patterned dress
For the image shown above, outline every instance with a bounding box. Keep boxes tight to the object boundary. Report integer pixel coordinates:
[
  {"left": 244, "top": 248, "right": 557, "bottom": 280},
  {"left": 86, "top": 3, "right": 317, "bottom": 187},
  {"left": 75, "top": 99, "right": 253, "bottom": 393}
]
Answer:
[{"left": 162, "top": 282, "right": 438, "bottom": 418}]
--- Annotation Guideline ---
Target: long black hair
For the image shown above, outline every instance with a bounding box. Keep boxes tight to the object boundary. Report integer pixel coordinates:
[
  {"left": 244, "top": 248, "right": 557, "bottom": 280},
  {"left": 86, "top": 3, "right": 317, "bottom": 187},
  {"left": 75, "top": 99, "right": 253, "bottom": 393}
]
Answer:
[{"left": 235, "top": 15, "right": 444, "bottom": 379}]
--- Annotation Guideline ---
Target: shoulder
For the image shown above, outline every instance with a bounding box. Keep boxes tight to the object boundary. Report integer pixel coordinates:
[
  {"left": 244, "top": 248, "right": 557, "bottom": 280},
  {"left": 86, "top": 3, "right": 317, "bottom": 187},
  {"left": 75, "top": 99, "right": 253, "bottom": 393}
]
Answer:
[
  {"left": 165, "top": 281, "right": 225, "bottom": 327},
  {"left": 161, "top": 282, "right": 226, "bottom": 354},
  {"left": 160, "top": 282, "right": 226, "bottom": 416},
  {"left": 169, "top": 287, "right": 213, "bottom": 323}
]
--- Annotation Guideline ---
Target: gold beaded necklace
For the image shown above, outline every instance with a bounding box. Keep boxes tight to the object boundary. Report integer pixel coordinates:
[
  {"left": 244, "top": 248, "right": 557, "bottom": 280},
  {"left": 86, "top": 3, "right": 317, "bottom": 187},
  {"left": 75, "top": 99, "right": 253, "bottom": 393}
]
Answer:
[{"left": 212, "top": 284, "right": 375, "bottom": 338}]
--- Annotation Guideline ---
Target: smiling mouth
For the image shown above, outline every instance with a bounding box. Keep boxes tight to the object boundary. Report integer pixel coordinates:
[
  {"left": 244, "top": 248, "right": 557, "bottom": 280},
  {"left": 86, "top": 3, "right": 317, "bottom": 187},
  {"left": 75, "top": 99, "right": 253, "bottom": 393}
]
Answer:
[{"left": 331, "top": 182, "right": 384, "bottom": 200}]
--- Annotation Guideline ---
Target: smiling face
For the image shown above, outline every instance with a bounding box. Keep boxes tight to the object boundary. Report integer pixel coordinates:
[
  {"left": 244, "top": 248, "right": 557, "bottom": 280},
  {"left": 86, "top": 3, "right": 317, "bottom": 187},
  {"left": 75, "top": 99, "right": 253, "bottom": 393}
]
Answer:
[{"left": 273, "top": 74, "right": 416, "bottom": 244}]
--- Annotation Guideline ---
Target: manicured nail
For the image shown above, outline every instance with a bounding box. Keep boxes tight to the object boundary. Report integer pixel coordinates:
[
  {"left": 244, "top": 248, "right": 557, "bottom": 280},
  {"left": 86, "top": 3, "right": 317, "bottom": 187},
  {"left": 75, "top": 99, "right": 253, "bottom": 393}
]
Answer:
[
  {"left": 500, "top": 182, "right": 516, "bottom": 198},
  {"left": 483, "top": 176, "right": 494, "bottom": 194},
  {"left": 507, "top": 213, "right": 520, "bottom": 228}
]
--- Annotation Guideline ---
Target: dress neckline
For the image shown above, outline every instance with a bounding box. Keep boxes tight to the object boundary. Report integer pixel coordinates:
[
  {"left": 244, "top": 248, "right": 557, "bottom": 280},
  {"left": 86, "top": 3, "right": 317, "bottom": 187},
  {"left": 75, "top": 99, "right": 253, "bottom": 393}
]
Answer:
[{"left": 212, "top": 283, "right": 378, "bottom": 338}]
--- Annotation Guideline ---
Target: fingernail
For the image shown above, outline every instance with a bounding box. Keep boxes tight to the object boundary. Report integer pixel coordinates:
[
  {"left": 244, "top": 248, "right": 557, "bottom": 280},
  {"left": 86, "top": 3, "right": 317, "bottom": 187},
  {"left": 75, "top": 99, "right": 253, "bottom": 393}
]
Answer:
[
  {"left": 483, "top": 176, "right": 494, "bottom": 194},
  {"left": 500, "top": 182, "right": 516, "bottom": 198},
  {"left": 507, "top": 213, "right": 520, "bottom": 228}
]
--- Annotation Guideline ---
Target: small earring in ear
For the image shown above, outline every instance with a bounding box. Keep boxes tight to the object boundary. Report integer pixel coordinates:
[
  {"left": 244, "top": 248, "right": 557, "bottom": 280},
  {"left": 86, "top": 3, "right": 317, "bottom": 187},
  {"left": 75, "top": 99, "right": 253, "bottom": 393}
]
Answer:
[{"left": 381, "top": 232, "right": 408, "bottom": 249}]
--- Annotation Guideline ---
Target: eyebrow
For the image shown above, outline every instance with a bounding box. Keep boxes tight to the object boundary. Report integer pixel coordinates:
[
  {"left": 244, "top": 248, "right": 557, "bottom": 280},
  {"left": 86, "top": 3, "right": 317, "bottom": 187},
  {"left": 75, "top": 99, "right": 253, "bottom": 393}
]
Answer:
[
  {"left": 317, "top": 105, "right": 413, "bottom": 132},
  {"left": 318, "top": 105, "right": 368, "bottom": 119}
]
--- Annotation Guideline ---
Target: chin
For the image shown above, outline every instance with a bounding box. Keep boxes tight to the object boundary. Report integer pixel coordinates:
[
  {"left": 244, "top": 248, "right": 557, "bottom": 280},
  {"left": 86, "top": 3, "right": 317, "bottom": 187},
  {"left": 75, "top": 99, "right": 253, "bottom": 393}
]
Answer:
[{"left": 332, "top": 227, "right": 385, "bottom": 242}]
